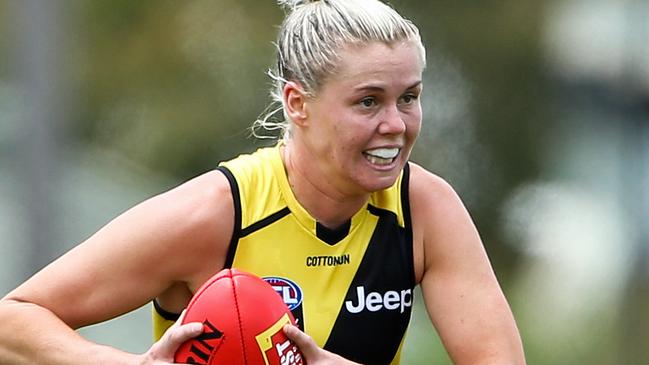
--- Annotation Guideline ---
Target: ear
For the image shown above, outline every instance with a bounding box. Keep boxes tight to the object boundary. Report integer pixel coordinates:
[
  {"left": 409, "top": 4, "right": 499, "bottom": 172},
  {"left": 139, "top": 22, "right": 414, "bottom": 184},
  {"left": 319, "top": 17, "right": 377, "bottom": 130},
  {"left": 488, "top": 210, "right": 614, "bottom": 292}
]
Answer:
[{"left": 283, "top": 81, "right": 308, "bottom": 127}]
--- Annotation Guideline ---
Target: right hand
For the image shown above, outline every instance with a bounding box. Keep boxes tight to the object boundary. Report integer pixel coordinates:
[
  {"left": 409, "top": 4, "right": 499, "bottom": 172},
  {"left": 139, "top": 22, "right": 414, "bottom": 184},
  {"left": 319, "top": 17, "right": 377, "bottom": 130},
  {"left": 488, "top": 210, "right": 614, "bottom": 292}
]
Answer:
[{"left": 139, "top": 311, "right": 203, "bottom": 365}]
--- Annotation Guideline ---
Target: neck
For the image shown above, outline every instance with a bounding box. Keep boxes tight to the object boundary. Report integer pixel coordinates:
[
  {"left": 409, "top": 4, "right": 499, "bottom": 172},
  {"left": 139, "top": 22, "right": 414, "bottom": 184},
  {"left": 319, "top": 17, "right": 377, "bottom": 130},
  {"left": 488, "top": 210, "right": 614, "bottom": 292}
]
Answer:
[{"left": 281, "top": 143, "right": 368, "bottom": 229}]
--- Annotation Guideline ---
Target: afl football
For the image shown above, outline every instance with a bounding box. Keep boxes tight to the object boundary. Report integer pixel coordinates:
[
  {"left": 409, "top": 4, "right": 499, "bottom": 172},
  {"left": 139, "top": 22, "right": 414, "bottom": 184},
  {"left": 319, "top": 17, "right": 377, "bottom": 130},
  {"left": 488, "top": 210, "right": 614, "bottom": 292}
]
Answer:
[{"left": 174, "top": 268, "right": 303, "bottom": 365}]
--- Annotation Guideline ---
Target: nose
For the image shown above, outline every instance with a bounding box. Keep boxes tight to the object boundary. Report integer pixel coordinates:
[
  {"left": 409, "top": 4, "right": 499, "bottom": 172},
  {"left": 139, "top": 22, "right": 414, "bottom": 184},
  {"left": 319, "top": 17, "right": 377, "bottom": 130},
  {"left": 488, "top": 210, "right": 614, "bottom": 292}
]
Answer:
[{"left": 378, "top": 103, "right": 406, "bottom": 135}]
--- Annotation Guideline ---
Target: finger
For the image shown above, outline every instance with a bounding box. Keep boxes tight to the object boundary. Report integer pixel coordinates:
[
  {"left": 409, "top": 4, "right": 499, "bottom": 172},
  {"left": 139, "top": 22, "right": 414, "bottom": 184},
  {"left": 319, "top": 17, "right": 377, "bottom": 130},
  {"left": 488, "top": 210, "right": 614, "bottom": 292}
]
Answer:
[
  {"left": 157, "top": 321, "right": 204, "bottom": 358},
  {"left": 283, "top": 324, "right": 320, "bottom": 360}
]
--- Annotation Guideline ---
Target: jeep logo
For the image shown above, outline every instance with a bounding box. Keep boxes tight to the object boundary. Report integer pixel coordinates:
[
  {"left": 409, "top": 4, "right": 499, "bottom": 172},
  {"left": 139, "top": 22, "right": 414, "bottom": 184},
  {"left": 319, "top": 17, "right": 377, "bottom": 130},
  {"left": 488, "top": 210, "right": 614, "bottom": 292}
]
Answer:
[{"left": 345, "top": 286, "right": 412, "bottom": 314}]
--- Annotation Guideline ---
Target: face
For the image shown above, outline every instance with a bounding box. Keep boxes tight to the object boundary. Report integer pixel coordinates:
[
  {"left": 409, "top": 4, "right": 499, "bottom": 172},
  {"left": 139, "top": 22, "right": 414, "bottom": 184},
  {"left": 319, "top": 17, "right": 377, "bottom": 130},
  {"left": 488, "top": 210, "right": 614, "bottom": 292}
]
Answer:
[{"left": 296, "top": 41, "right": 424, "bottom": 196}]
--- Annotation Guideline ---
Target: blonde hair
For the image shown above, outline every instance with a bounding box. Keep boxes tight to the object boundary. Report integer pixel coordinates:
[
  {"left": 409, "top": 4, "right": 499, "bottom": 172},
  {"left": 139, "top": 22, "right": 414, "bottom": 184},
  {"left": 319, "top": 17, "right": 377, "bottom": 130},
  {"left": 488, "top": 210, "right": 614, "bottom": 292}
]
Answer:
[{"left": 252, "top": 0, "right": 426, "bottom": 140}]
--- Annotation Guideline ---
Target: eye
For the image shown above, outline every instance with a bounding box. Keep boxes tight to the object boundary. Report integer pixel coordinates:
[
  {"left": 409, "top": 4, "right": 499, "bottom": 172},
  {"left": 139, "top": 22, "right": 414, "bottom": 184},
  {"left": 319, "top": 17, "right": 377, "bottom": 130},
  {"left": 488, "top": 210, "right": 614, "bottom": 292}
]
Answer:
[
  {"left": 400, "top": 93, "right": 418, "bottom": 105},
  {"left": 359, "top": 97, "right": 377, "bottom": 108}
]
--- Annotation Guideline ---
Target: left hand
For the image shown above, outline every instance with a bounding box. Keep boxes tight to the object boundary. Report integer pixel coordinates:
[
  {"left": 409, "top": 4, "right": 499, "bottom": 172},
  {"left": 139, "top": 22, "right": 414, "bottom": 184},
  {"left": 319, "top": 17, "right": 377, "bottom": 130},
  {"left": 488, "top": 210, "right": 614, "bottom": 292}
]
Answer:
[
  {"left": 140, "top": 310, "right": 203, "bottom": 365},
  {"left": 283, "top": 325, "right": 362, "bottom": 365}
]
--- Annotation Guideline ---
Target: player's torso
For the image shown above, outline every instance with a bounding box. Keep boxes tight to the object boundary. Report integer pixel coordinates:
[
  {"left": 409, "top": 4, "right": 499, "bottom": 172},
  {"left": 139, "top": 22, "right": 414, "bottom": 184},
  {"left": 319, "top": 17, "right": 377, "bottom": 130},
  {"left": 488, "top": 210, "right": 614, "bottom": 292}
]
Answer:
[{"left": 220, "top": 146, "right": 415, "bottom": 365}]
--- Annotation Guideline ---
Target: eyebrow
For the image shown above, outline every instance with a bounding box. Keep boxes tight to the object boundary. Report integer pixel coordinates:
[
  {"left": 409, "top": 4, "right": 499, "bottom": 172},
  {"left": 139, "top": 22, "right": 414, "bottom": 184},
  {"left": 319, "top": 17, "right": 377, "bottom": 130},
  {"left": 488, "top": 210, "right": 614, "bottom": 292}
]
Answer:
[
  {"left": 406, "top": 80, "right": 423, "bottom": 90},
  {"left": 353, "top": 80, "right": 423, "bottom": 93}
]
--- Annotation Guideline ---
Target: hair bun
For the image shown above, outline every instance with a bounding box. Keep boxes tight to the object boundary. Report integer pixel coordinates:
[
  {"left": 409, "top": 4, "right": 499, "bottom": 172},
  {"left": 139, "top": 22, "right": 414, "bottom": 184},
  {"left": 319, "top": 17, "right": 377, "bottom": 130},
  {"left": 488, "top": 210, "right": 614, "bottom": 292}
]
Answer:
[{"left": 278, "top": 0, "right": 320, "bottom": 11}]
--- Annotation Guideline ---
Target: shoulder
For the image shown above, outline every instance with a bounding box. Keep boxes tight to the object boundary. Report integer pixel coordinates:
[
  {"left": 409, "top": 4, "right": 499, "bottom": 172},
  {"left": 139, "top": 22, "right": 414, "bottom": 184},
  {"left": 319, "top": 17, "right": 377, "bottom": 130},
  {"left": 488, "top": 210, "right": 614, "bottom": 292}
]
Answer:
[
  {"left": 407, "top": 162, "right": 462, "bottom": 215},
  {"left": 407, "top": 161, "right": 475, "bottom": 236},
  {"left": 133, "top": 169, "right": 235, "bottom": 287},
  {"left": 148, "top": 169, "right": 232, "bottom": 233},
  {"left": 166, "top": 169, "right": 233, "bottom": 211}
]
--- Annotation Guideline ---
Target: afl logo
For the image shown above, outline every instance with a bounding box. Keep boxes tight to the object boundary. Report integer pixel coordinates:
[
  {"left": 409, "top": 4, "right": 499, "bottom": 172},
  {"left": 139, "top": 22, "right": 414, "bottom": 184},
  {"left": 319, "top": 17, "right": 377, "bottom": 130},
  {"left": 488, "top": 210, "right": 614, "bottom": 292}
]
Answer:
[{"left": 263, "top": 277, "right": 303, "bottom": 311}]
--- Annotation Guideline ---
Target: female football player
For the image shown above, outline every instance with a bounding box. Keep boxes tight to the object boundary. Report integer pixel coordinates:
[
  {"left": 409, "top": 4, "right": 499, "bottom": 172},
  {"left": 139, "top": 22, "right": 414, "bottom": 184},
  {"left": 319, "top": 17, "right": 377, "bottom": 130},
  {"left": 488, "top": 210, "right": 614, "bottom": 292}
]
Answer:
[{"left": 0, "top": 0, "right": 525, "bottom": 364}]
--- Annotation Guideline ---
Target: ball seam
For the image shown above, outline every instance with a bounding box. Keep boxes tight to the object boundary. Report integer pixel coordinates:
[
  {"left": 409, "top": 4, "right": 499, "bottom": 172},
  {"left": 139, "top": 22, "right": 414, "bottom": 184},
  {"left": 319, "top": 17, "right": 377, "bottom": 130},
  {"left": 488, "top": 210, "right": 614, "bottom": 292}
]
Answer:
[{"left": 230, "top": 270, "right": 249, "bottom": 364}]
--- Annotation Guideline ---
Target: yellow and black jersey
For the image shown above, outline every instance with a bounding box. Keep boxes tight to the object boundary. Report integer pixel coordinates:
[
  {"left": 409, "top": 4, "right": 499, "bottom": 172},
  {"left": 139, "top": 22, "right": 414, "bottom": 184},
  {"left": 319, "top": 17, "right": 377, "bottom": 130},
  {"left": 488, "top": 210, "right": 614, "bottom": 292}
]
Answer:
[{"left": 153, "top": 145, "right": 415, "bottom": 365}]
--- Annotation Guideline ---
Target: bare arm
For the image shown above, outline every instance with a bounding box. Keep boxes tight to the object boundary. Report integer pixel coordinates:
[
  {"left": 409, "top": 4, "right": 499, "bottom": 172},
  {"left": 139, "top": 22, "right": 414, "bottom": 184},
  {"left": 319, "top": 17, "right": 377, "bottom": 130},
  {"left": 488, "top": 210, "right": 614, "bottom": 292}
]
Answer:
[
  {"left": 0, "top": 170, "right": 233, "bottom": 364},
  {"left": 410, "top": 164, "right": 525, "bottom": 364}
]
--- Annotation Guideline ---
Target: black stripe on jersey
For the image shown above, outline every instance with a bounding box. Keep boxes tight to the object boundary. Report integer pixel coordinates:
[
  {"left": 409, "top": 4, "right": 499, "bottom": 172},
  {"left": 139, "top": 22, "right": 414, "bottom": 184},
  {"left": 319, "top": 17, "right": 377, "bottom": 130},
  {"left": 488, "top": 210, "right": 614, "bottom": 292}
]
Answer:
[
  {"left": 153, "top": 299, "right": 181, "bottom": 321},
  {"left": 216, "top": 166, "right": 242, "bottom": 269},
  {"left": 323, "top": 166, "right": 414, "bottom": 365},
  {"left": 240, "top": 207, "right": 291, "bottom": 238},
  {"left": 316, "top": 220, "right": 351, "bottom": 245},
  {"left": 401, "top": 163, "right": 415, "bottom": 284}
]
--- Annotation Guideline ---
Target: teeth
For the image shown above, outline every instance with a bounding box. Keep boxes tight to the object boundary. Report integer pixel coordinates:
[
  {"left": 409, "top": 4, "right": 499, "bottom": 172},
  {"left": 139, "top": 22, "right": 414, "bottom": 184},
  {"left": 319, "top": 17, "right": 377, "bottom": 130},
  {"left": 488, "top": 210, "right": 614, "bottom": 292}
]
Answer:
[
  {"left": 365, "top": 155, "right": 392, "bottom": 165},
  {"left": 365, "top": 148, "right": 399, "bottom": 159},
  {"left": 363, "top": 148, "right": 400, "bottom": 165}
]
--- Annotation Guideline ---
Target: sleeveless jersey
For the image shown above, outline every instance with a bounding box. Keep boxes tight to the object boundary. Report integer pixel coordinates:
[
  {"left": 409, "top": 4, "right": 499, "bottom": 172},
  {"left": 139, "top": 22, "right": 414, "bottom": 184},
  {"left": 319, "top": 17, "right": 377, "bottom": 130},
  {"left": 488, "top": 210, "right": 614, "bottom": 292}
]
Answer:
[{"left": 153, "top": 145, "right": 415, "bottom": 365}]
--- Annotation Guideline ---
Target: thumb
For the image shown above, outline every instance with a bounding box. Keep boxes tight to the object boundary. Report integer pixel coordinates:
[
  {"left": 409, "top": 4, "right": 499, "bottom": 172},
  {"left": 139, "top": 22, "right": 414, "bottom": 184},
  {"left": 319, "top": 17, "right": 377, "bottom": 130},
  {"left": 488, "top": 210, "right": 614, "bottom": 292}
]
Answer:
[
  {"left": 161, "top": 322, "right": 204, "bottom": 355},
  {"left": 153, "top": 311, "right": 204, "bottom": 359},
  {"left": 283, "top": 324, "right": 320, "bottom": 360}
]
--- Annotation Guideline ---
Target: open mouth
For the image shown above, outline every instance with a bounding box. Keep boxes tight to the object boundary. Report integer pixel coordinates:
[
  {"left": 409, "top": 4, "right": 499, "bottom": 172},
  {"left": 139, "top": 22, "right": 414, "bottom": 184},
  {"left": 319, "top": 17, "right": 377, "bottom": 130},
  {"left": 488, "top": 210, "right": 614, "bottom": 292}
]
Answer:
[{"left": 363, "top": 147, "right": 400, "bottom": 166}]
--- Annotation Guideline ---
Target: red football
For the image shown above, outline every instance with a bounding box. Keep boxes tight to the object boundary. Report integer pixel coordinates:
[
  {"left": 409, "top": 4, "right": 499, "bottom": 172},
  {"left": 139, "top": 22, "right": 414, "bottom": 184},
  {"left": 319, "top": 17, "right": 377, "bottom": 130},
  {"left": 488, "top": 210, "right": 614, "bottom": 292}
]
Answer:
[{"left": 174, "top": 268, "right": 304, "bottom": 365}]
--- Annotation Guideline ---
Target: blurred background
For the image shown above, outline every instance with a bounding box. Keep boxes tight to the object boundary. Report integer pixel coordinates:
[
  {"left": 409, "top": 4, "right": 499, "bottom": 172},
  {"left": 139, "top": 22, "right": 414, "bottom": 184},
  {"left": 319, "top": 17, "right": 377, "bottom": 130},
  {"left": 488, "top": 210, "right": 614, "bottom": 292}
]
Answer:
[{"left": 1, "top": 0, "right": 648, "bottom": 363}]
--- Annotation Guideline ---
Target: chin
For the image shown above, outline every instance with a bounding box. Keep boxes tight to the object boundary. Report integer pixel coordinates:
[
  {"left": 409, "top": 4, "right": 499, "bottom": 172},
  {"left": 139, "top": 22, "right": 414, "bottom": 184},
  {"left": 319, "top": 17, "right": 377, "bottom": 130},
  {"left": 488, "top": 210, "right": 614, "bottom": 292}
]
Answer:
[
  {"left": 347, "top": 157, "right": 406, "bottom": 193},
  {"left": 359, "top": 173, "right": 401, "bottom": 193}
]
